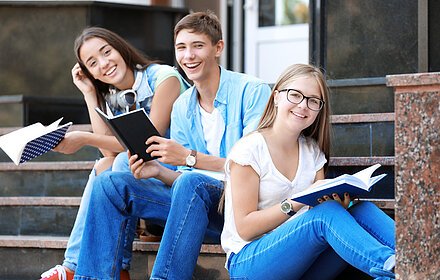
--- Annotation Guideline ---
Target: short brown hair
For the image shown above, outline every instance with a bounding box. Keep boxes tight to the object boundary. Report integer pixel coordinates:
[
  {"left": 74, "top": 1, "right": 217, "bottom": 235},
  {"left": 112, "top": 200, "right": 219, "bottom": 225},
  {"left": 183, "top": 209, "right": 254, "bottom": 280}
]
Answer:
[{"left": 174, "top": 11, "right": 223, "bottom": 45}]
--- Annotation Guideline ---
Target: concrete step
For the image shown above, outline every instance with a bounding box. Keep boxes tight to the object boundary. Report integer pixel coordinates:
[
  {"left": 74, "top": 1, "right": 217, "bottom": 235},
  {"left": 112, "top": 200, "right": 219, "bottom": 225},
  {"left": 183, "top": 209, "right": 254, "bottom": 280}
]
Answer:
[
  {"left": 0, "top": 156, "right": 394, "bottom": 171},
  {"left": 0, "top": 235, "right": 228, "bottom": 280},
  {"left": 0, "top": 162, "right": 92, "bottom": 196},
  {"left": 0, "top": 114, "right": 395, "bottom": 133},
  {"left": 0, "top": 113, "right": 394, "bottom": 136},
  {"left": 0, "top": 235, "right": 372, "bottom": 280},
  {"left": 0, "top": 196, "right": 395, "bottom": 236},
  {"left": 0, "top": 157, "right": 395, "bottom": 197},
  {"left": 0, "top": 197, "right": 80, "bottom": 236}
]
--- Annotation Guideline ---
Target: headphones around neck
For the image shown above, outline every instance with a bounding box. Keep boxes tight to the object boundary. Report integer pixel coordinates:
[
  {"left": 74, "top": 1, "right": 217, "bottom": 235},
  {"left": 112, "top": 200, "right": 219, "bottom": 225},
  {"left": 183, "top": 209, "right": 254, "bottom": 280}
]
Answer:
[{"left": 106, "top": 67, "right": 143, "bottom": 113}]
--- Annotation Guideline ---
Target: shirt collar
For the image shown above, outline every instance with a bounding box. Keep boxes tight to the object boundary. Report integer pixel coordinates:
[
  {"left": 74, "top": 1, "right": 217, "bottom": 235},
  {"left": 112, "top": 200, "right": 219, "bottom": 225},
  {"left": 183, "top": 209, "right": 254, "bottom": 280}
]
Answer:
[{"left": 186, "top": 66, "right": 228, "bottom": 118}]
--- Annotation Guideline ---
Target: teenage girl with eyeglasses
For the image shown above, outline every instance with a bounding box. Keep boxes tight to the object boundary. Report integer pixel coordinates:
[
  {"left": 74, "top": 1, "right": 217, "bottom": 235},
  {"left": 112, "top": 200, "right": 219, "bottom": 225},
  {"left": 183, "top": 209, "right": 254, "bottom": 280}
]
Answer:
[{"left": 221, "top": 64, "right": 395, "bottom": 280}]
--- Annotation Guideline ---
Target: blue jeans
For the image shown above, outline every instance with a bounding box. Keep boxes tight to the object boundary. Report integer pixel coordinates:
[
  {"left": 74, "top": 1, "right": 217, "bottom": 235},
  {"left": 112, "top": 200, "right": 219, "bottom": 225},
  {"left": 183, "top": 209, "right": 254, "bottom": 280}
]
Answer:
[
  {"left": 74, "top": 171, "right": 224, "bottom": 280},
  {"left": 63, "top": 154, "right": 137, "bottom": 272},
  {"left": 227, "top": 201, "right": 395, "bottom": 280}
]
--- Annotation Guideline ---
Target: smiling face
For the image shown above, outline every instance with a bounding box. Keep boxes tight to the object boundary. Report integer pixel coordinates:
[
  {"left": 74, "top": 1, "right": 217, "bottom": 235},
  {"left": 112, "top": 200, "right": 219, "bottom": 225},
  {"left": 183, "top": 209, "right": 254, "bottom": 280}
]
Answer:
[
  {"left": 174, "top": 30, "right": 223, "bottom": 84},
  {"left": 273, "top": 75, "right": 322, "bottom": 133},
  {"left": 79, "top": 37, "right": 133, "bottom": 90}
]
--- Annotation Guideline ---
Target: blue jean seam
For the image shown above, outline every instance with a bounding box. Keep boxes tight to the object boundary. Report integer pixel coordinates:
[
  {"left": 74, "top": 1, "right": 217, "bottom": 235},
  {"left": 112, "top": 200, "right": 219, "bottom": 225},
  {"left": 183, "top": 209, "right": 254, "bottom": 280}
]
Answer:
[
  {"left": 321, "top": 218, "right": 386, "bottom": 270},
  {"left": 111, "top": 220, "right": 127, "bottom": 278},
  {"left": 127, "top": 191, "right": 171, "bottom": 208},
  {"left": 355, "top": 219, "right": 394, "bottom": 250},
  {"left": 161, "top": 179, "right": 219, "bottom": 279},
  {"left": 160, "top": 183, "right": 199, "bottom": 279}
]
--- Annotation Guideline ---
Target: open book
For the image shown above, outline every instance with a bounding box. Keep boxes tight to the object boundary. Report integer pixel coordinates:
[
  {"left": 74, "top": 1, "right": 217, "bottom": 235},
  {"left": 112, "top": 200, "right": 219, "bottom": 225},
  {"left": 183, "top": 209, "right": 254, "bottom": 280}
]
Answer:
[
  {"left": 292, "top": 164, "right": 386, "bottom": 207},
  {"left": 95, "top": 107, "right": 160, "bottom": 162},
  {"left": 0, "top": 118, "right": 72, "bottom": 165}
]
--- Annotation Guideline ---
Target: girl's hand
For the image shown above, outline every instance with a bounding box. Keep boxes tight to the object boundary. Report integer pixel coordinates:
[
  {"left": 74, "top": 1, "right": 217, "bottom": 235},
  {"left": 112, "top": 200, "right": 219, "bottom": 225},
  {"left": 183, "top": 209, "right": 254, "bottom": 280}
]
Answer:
[
  {"left": 317, "top": 192, "right": 351, "bottom": 209},
  {"left": 71, "top": 63, "right": 96, "bottom": 98},
  {"left": 128, "top": 152, "right": 161, "bottom": 179},
  {"left": 53, "top": 131, "right": 88, "bottom": 154}
]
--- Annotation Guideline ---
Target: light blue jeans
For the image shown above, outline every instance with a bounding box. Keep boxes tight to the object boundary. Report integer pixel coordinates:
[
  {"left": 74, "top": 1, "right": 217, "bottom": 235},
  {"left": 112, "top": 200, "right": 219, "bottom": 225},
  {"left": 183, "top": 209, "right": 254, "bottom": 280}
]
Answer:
[
  {"left": 73, "top": 170, "right": 224, "bottom": 280},
  {"left": 227, "top": 201, "right": 395, "bottom": 280},
  {"left": 63, "top": 153, "right": 137, "bottom": 272}
]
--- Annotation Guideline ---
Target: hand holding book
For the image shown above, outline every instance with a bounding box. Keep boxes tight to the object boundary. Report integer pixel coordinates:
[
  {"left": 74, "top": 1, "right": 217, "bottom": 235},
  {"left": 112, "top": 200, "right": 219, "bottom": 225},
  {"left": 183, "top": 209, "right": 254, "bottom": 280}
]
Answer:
[
  {"left": 292, "top": 164, "right": 386, "bottom": 207},
  {"left": 0, "top": 118, "right": 72, "bottom": 165},
  {"left": 95, "top": 107, "right": 160, "bottom": 162}
]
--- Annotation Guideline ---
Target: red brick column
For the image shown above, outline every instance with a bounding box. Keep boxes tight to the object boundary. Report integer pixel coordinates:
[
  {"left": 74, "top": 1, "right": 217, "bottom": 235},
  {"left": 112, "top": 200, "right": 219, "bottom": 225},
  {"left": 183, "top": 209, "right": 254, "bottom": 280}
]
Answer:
[{"left": 386, "top": 73, "right": 440, "bottom": 280}]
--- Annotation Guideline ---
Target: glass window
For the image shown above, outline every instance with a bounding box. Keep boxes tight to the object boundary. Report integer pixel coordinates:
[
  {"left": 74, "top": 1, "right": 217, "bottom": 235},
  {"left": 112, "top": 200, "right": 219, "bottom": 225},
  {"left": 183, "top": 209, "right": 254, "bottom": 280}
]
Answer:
[
  {"left": 326, "top": 0, "right": 418, "bottom": 79},
  {"left": 259, "top": 0, "right": 309, "bottom": 27}
]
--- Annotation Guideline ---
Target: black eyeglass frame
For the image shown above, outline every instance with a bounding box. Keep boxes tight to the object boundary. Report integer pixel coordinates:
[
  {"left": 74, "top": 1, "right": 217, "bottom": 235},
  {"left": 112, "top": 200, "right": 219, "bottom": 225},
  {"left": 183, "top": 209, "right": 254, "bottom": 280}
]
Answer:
[{"left": 278, "top": 89, "right": 325, "bottom": 111}]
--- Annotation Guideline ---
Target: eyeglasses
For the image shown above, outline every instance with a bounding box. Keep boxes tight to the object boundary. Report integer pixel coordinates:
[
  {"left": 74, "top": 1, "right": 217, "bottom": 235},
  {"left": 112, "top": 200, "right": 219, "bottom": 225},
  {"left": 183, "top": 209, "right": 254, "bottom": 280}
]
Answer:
[{"left": 278, "top": 89, "right": 325, "bottom": 111}]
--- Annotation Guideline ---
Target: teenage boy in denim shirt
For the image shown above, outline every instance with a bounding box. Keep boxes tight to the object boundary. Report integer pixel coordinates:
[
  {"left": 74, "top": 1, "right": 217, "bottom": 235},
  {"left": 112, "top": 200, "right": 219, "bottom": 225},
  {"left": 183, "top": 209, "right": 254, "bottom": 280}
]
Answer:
[{"left": 74, "top": 11, "right": 271, "bottom": 280}]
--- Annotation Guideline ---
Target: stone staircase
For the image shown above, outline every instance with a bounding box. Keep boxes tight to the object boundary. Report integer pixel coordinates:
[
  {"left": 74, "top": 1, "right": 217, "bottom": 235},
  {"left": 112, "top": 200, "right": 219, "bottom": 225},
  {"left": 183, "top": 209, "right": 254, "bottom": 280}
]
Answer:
[{"left": 0, "top": 112, "right": 395, "bottom": 280}]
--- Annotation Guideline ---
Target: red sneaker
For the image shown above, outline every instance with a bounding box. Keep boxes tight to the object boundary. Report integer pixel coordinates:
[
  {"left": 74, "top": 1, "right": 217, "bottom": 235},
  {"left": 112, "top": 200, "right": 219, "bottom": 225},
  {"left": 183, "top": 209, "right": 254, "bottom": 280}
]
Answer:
[
  {"left": 121, "top": 269, "right": 131, "bottom": 280},
  {"left": 40, "top": 265, "right": 74, "bottom": 280}
]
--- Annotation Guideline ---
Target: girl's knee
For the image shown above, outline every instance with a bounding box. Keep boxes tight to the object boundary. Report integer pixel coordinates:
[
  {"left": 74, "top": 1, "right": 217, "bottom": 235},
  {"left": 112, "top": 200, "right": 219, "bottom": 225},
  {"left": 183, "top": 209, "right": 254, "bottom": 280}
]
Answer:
[
  {"left": 94, "top": 157, "right": 115, "bottom": 175},
  {"left": 349, "top": 201, "right": 378, "bottom": 214},
  {"left": 310, "top": 200, "right": 350, "bottom": 220},
  {"left": 315, "top": 200, "right": 346, "bottom": 212},
  {"left": 113, "top": 152, "right": 129, "bottom": 172}
]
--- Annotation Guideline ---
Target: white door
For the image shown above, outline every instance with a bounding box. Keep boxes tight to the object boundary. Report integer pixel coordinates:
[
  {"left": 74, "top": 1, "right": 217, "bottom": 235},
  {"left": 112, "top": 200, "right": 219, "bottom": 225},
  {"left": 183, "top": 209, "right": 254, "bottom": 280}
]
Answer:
[{"left": 244, "top": 0, "right": 309, "bottom": 83}]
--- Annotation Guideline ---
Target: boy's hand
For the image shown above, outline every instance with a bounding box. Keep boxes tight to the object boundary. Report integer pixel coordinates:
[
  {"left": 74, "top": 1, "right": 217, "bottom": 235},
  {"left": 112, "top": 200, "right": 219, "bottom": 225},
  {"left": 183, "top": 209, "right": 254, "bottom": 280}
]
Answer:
[
  {"left": 146, "top": 136, "right": 189, "bottom": 166},
  {"left": 128, "top": 152, "right": 161, "bottom": 179}
]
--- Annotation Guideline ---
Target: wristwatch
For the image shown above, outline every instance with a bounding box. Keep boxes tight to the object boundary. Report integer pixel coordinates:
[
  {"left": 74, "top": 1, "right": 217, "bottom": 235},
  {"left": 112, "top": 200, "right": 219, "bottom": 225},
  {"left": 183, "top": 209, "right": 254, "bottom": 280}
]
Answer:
[
  {"left": 185, "top": 149, "right": 197, "bottom": 167},
  {"left": 280, "top": 199, "right": 296, "bottom": 216}
]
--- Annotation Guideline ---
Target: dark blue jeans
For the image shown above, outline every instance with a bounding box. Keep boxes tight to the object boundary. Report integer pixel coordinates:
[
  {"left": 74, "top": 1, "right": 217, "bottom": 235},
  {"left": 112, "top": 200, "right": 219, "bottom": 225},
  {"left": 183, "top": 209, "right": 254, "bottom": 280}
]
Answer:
[{"left": 74, "top": 171, "right": 224, "bottom": 280}]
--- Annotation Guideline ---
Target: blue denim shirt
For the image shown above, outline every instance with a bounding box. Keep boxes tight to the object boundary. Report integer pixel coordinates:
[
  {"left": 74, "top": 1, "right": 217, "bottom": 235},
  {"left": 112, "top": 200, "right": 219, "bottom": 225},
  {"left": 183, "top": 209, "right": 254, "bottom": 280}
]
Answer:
[{"left": 170, "top": 66, "right": 271, "bottom": 171}]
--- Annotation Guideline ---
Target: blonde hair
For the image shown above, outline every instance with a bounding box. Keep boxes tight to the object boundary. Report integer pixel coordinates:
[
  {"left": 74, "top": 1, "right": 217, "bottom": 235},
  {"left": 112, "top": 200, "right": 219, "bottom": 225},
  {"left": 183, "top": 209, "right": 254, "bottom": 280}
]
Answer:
[{"left": 258, "top": 63, "right": 332, "bottom": 171}]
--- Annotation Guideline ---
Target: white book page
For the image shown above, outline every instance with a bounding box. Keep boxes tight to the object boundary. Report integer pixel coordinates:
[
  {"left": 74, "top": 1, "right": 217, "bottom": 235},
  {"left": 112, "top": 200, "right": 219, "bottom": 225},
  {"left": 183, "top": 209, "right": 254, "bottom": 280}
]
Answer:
[
  {"left": 351, "top": 163, "right": 381, "bottom": 186},
  {"left": 294, "top": 174, "right": 350, "bottom": 197},
  {"left": 0, "top": 118, "right": 65, "bottom": 164},
  {"left": 0, "top": 123, "right": 44, "bottom": 164},
  {"left": 298, "top": 164, "right": 383, "bottom": 196},
  {"left": 369, "top": 173, "right": 387, "bottom": 186}
]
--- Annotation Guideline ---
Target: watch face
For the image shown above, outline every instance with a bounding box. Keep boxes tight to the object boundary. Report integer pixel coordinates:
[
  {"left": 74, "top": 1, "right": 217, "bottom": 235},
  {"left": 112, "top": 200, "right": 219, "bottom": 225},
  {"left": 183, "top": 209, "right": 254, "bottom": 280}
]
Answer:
[
  {"left": 186, "top": 155, "right": 196, "bottom": 167},
  {"left": 281, "top": 201, "right": 291, "bottom": 213}
]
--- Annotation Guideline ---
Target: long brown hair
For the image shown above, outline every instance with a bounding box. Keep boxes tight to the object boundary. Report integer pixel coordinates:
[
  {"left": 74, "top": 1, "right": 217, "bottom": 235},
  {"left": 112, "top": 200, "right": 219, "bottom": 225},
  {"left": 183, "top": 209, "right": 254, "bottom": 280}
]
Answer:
[
  {"left": 258, "top": 64, "right": 332, "bottom": 172},
  {"left": 74, "top": 27, "right": 157, "bottom": 110}
]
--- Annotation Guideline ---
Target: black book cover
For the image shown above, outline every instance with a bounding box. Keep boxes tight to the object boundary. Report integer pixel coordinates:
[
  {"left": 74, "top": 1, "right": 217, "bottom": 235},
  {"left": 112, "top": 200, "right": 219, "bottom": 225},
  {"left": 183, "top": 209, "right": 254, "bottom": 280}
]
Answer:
[{"left": 95, "top": 107, "right": 159, "bottom": 161}]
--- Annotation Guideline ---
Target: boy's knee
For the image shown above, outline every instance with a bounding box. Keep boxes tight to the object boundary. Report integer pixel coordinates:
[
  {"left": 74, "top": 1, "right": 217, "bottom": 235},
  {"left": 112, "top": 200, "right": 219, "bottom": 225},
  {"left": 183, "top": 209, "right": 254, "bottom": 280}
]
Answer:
[{"left": 171, "top": 172, "right": 216, "bottom": 200}]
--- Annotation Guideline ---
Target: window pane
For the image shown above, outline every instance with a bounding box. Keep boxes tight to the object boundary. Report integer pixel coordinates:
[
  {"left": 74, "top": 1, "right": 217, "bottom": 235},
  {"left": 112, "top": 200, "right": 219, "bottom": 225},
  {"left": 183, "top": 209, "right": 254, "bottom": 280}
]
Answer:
[
  {"left": 326, "top": 0, "right": 418, "bottom": 79},
  {"left": 259, "top": 0, "right": 309, "bottom": 27}
]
